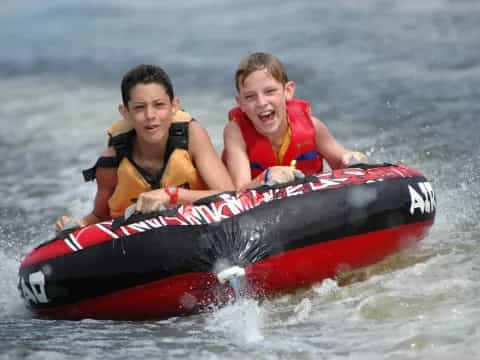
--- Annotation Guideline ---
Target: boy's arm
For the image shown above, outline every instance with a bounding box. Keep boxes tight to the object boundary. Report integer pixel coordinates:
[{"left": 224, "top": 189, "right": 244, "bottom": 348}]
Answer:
[
  {"left": 189, "top": 120, "right": 234, "bottom": 191},
  {"left": 312, "top": 116, "right": 356, "bottom": 170},
  {"left": 83, "top": 147, "right": 119, "bottom": 224},
  {"left": 85, "top": 166, "right": 117, "bottom": 224},
  {"left": 223, "top": 121, "right": 264, "bottom": 190},
  {"left": 55, "top": 167, "right": 116, "bottom": 231},
  {"left": 55, "top": 149, "right": 117, "bottom": 232}
]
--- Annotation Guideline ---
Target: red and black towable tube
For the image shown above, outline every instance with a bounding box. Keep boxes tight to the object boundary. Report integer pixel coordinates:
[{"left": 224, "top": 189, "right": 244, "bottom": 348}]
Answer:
[{"left": 18, "top": 163, "right": 436, "bottom": 320}]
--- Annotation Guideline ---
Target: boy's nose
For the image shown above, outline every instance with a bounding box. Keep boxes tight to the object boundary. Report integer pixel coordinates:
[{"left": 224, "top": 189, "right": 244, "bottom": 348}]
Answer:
[
  {"left": 256, "top": 94, "right": 268, "bottom": 107},
  {"left": 145, "top": 105, "right": 155, "bottom": 119}
]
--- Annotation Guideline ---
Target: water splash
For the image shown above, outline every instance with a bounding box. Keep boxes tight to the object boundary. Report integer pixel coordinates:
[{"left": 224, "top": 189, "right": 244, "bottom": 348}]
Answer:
[
  {"left": 205, "top": 298, "right": 264, "bottom": 346},
  {"left": 0, "top": 251, "right": 29, "bottom": 318}
]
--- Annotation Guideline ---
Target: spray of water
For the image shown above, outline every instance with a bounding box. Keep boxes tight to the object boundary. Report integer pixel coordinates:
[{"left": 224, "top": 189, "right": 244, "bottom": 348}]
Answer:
[
  {"left": 205, "top": 298, "right": 264, "bottom": 346},
  {"left": 0, "top": 251, "right": 30, "bottom": 318}
]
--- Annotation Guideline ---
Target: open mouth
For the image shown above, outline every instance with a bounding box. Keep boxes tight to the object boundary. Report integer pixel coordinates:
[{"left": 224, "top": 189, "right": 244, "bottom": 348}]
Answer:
[
  {"left": 145, "top": 124, "right": 160, "bottom": 132},
  {"left": 258, "top": 110, "right": 275, "bottom": 123}
]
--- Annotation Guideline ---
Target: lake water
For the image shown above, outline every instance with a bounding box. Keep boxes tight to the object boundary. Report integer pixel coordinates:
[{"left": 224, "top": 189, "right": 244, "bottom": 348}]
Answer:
[{"left": 1, "top": 1, "right": 479, "bottom": 359}]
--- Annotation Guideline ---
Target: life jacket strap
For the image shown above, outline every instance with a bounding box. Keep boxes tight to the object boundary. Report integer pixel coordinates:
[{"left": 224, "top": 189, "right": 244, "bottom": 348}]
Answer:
[
  {"left": 82, "top": 156, "right": 120, "bottom": 182},
  {"left": 82, "top": 121, "right": 191, "bottom": 182},
  {"left": 166, "top": 122, "right": 189, "bottom": 159}
]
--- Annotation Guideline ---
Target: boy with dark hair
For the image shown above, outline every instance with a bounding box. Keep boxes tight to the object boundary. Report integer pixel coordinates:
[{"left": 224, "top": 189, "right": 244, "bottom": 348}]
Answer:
[{"left": 56, "top": 64, "right": 234, "bottom": 231}]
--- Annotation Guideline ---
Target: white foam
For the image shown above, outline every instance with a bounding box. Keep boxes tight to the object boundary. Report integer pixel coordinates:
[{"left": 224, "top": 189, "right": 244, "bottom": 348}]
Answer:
[{"left": 205, "top": 298, "right": 264, "bottom": 346}]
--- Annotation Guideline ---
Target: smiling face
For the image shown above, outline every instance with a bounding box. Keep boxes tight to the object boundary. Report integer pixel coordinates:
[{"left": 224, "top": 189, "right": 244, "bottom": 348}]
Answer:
[
  {"left": 236, "top": 69, "right": 295, "bottom": 140},
  {"left": 119, "top": 83, "right": 178, "bottom": 145}
]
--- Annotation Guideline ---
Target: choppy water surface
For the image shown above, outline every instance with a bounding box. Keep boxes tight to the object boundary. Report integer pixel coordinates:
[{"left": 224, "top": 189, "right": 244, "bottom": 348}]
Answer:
[{"left": 1, "top": 1, "right": 479, "bottom": 359}]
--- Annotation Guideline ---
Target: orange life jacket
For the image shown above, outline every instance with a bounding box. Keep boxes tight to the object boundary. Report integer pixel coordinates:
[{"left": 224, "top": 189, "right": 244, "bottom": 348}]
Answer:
[
  {"left": 83, "top": 111, "right": 206, "bottom": 218},
  {"left": 228, "top": 98, "right": 323, "bottom": 178}
]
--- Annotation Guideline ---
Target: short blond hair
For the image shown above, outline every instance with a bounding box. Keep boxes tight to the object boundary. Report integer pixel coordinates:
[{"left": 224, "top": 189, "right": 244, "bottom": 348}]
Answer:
[{"left": 235, "top": 52, "right": 288, "bottom": 92}]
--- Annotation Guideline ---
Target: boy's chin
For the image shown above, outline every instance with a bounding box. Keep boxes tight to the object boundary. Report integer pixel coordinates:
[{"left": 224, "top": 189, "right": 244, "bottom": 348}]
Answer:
[{"left": 256, "top": 123, "right": 279, "bottom": 137}]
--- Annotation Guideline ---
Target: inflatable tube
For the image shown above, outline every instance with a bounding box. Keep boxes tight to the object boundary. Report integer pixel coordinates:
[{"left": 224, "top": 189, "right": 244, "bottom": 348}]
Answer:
[{"left": 18, "top": 163, "right": 436, "bottom": 320}]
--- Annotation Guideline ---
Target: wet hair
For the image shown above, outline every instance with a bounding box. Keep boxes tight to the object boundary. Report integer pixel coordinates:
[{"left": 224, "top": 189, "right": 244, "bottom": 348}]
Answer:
[
  {"left": 235, "top": 52, "right": 289, "bottom": 92},
  {"left": 121, "top": 64, "right": 175, "bottom": 107}
]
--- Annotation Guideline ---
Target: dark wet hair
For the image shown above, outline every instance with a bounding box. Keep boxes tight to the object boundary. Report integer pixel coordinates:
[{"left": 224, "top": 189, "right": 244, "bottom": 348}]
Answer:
[
  {"left": 235, "top": 52, "right": 289, "bottom": 92},
  {"left": 121, "top": 64, "right": 175, "bottom": 107}
]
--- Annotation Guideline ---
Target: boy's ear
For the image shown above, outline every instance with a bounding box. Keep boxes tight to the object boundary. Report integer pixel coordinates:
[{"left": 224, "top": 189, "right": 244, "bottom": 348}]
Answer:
[
  {"left": 172, "top": 96, "right": 180, "bottom": 114},
  {"left": 235, "top": 95, "right": 241, "bottom": 107},
  {"left": 285, "top": 81, "right": 296, "bottom": 100},
  {"left": 119, "top": 104, "right": 130, "bottom": 121}
]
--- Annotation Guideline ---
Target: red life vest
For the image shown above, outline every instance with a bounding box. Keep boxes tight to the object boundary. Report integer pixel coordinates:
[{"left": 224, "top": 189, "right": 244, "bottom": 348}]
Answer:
[{"left": 228, "top": 98, "right": 323, "bottom": 178}]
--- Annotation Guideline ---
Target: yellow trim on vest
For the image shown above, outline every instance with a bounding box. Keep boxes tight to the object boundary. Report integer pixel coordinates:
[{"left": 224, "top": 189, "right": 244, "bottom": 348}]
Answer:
[{"left": 277, "top": 125, "right": 292, "bottom": 165}]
